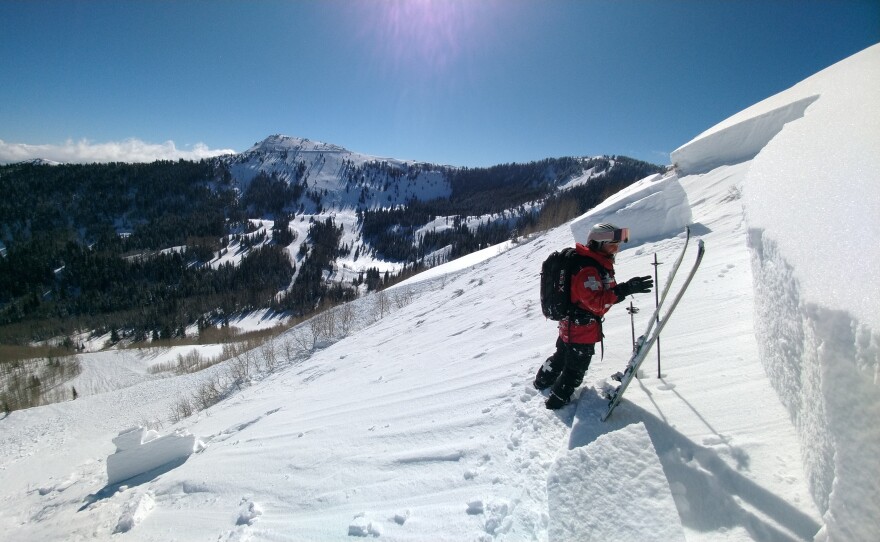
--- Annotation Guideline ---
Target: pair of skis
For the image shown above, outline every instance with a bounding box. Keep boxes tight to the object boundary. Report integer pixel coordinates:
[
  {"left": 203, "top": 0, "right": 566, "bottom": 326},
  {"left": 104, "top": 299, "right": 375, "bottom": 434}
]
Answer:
[{"left": 600, "top": 228, "right": 705, "bottom": 421}]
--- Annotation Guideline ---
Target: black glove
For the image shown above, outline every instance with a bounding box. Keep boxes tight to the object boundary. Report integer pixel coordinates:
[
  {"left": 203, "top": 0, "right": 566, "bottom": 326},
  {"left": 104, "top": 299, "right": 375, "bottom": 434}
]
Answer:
[{"left": 614, "top": 276, "right": 654, "bottom": 300}]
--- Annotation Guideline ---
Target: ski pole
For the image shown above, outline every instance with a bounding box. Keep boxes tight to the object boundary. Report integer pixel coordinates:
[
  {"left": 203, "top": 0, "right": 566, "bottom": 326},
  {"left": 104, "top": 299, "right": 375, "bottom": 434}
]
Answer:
[
  {"left": 626, "top": 302, "right": 639, "bottom": 351},
  {"left": 652, "top": 253, "right": 662, "bottom": 378}
]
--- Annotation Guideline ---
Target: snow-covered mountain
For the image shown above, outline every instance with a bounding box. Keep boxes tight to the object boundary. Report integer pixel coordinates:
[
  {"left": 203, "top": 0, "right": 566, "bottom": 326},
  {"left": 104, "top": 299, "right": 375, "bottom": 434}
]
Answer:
[
  {"left": 1, "top": 43, "right": 877, "bottom": 542},
  {"left": 212, "top": 134, "right": 656, "bottom": 295},
  {"left": 224, "top": 134, "right": 453, "bottom": 210},
  {"left": 208, "top": 135, "right": 455, "bottom": 288}
]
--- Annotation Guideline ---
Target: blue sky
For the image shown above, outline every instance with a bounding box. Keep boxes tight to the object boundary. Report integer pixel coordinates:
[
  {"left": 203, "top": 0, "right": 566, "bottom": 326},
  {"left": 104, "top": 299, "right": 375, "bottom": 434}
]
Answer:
[{"left": 1, "top": 0, "right": 878, "bottom": 167}]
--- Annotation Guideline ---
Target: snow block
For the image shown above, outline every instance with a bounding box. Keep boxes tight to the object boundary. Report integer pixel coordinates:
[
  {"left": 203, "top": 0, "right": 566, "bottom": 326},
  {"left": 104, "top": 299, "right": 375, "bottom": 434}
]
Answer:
[
  {"left": 106, "top": 427, "right": 200, "bottom": 485},
  {"left": 547, "top": 422, "right": 685, "bottom": 542},
  {"left": 570, "top": 172, "right": 691, "bottom": 246},
  {"left": 671, "top": 94, "right": 819, "bottom": 175}
]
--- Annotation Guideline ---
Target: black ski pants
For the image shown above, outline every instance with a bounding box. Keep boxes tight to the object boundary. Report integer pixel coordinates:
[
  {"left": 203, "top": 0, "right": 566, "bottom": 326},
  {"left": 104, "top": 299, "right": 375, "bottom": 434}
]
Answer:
[{"left": 534, "top": 338, "right": 595, "bottom": 402}]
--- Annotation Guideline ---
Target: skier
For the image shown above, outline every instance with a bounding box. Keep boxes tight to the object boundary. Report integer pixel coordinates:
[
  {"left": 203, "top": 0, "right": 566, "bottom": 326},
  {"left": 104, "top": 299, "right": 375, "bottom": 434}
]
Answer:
[{"left": 534, "top": 223, "right": 654, "bottom": 409}]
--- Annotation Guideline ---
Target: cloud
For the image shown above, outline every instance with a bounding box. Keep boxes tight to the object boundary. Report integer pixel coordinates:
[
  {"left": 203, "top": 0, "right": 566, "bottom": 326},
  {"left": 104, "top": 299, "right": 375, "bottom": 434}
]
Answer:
[{"left": 0, "top": 138, "right": 237, "bottom": 164}]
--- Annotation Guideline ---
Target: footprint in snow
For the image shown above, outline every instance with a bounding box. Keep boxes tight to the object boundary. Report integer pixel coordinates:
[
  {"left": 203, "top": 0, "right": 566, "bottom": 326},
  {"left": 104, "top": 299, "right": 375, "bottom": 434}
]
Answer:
[
  {"left": 465, "top": 499, "right": 513, "bottom": 536},
  {"left": 348, "top": 513, "right": 383, "bottom": 537},
  {"left": 113, "top": 491, "right": 155, "bottom": 534},
  {"left": 717, "top": 263, "right": 735, "bottom": 278},
  {"left": 236, "top": 497, "right": 263, "bottom": 526}
]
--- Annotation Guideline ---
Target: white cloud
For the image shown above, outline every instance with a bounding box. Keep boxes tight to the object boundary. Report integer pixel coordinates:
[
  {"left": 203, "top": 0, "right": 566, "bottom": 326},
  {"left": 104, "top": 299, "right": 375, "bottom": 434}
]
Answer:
[{"left": 0, "top": 138, "right": 237, "bottom": 164}]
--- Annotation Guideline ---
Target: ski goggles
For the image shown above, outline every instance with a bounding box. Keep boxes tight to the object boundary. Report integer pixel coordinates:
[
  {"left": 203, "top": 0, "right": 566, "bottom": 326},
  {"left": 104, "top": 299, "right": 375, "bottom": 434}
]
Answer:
[{"left": 592, "top": 227, "right": 630, "bottom": 244}]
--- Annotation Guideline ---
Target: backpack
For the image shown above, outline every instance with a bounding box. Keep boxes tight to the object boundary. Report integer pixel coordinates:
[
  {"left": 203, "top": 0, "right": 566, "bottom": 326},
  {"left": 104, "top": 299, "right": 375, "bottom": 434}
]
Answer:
[{"left": 540, "top": 248, "right": 593, "bottom": 321}]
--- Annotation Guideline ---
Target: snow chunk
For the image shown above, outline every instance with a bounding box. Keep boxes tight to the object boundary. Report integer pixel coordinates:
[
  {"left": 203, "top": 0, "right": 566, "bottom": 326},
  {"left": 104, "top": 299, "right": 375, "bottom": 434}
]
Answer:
[
  {"left": 672, "top": 94, "right": 819, "bottom": 175},
  {"left": 236, "top": 498, "right": 263, "bottom": 526},
  {"left": 547, "top": 422, "right": 685, "bottom": 542},
  {"left": 106, "top": 427, "right": 202, "bottom": 485},
  {"left": 466, "top": 499, "right": 485, "bottom": 515},
  {"left": 392, "top": 510, "right": 410, "bottom": 525},
  {"left": 570, "top": 172, "right": 692, "bottom": 245},
  {"left": 114, "top": 491, "right": 155, "bottom": 533},
  {"left": 348, "top": 513, "right": 382, "bottom": 537}
]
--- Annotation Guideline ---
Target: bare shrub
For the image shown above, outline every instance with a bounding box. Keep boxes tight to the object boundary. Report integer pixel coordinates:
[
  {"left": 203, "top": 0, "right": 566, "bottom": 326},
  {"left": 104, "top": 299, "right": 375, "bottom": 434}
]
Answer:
[
  {"left": 194, "top": 373, "right": 227, "bottom": 411},
  {"left": 290, "top": 327, "right": 315, "bottom": 354},
  {"left": 337, "top": 302, "right": 356, "bottom": 336},
  {"left": 374, "top": 290, "right": 390, "bottom": 319},
  {"left": 310, "top": 309, "right": 335, "bottom": 345},
  {"left": 170, "top": 395, "right": 195, "bottom": 423},
  {"left": 177, "top": 350, "right": 205, "bottom": 373},
  {"left": 393, "top": 288, "right": 415, "bottom": 309},
  {"left": 279, "top": 336, "right": 300, "bottom": 365},
  {"left": 227, "top": 351, "right": 257, "bottom": 390},
  {"left": 260, "top": 339, "right": 278, "bottom": 372},
  {"left": 147, "top": 358, "right": 177, "bottom": 374}
]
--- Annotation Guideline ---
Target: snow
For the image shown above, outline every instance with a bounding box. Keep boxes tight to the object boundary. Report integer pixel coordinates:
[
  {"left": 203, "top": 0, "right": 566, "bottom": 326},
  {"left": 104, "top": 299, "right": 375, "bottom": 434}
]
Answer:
[
  {"left": 389, "top": 239, "right": 516, "bottom": 290},
  {"left": 114, "top": 491, "right": 154, "bottom": 534},
  {"left": 67, "top": 345, "right": 228, "bottom": 397},
  {"left": 675, "top": 44, "right": 880, "bottom": 542},
  {"left": 570, "top": 172, "right": 693, "bottom": 246},
  {"left": 106, "top": 427, "right": 202, "bottom": 485},
  {"left": 228, "top": 135, "right": 453, "bottom": 210},
  {"left": 671, "top": 95, "right": 819, "bottom": 176},
  {"left": 548, "top": 422, "right": 685, "bottom": 541},
  {"left": 1, "top": 43, "right": 879, "bottom": 541}
]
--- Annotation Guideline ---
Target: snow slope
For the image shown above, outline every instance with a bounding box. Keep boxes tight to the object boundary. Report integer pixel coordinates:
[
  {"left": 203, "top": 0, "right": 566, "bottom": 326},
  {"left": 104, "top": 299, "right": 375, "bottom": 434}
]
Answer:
[{"left": 1, "top": 43, "right": 878, "bottom": 542}]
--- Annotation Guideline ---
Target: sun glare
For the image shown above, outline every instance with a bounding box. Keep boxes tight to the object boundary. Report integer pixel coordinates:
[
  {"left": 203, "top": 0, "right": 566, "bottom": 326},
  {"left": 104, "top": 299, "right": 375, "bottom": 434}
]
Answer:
[{"left": 357, "top": 0, "right": 499, "bottom": 76}]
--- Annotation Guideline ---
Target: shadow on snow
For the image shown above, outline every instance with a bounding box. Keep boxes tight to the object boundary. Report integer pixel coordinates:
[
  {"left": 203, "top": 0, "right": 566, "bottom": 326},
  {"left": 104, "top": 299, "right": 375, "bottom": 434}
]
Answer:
[
  {"left": 570, "top": 387, "right": 820, "bottom": 542},
  {"left": 77, "top": 456, "right": 190, "bottom": 512}
]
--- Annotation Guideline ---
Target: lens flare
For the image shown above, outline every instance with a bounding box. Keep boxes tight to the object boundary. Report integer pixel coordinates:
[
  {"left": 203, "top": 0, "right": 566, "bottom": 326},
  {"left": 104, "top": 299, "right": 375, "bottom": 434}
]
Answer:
[{"left": 354, "top": 0, "right": 500, "bottom": 77}]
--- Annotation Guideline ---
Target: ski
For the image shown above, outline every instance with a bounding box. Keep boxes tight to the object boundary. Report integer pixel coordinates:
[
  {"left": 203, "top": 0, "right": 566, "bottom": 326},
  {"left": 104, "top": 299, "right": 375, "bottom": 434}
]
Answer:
[
  {"left": 643, "top": 226, "right": 691, "bottom": 341},
  {"left": 601, "top": 237, "right": 705, "bottom": 421}
]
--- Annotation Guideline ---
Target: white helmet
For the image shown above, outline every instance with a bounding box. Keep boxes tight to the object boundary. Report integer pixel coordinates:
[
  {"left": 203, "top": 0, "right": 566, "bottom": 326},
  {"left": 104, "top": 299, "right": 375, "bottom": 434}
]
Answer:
[{"left": 587, "top": 223, "right": 630, "bottom": 249}]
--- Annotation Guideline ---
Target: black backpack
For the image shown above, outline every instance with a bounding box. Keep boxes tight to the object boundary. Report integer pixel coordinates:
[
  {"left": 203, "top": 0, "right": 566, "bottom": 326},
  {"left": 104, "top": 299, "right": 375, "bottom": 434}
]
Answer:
[{"left": 540, "top": 248, "right": 596, "bottom": 321}]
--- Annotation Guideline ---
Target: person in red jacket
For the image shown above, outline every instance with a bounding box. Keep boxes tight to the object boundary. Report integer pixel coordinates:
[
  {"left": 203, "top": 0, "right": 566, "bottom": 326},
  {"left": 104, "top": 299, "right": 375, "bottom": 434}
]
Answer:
[{"left": 534, "top": 223, "right": 653, "bottom": 409}]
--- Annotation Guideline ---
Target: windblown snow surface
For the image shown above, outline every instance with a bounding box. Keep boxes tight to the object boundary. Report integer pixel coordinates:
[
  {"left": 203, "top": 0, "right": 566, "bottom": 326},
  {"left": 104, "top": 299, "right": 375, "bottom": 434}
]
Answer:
[{"left": 1, "top": 44, "right": 878, "bottom": 541}]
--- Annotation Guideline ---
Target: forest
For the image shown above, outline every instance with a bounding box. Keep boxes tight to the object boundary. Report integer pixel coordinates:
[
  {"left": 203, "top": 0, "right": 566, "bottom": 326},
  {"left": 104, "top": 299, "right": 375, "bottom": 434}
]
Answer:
[
  {"left": 358, "top": 156, "right": 664, "bottom": 262},
  {"left": 0, "top": 155, "right": 662, "bottom": 346}
]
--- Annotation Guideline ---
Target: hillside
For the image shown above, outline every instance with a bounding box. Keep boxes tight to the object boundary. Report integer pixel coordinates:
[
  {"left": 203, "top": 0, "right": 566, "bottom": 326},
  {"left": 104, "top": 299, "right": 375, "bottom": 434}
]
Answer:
[
  {"left": 0, "top": 142, "right": 661, "bottom": 350},
  {"left": 0, "top": 43, "right": 877, "bottom": 542}
]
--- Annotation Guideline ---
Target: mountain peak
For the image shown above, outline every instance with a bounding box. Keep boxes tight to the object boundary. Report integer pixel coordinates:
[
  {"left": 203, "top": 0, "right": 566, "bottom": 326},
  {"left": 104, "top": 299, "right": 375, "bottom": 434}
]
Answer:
[{"left": 249, "top": 134, "right": 347, "bottom": 155}]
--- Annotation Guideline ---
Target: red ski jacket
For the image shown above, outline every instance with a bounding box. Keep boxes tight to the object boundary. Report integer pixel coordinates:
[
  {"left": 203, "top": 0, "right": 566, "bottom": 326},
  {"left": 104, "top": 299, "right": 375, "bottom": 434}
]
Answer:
[{"left": 558, "top": 243, "right": 621, "bottom": 344}]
